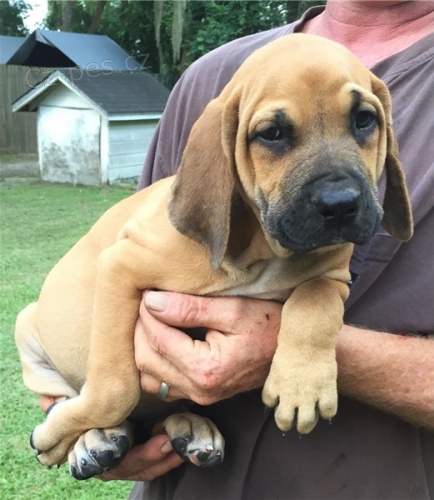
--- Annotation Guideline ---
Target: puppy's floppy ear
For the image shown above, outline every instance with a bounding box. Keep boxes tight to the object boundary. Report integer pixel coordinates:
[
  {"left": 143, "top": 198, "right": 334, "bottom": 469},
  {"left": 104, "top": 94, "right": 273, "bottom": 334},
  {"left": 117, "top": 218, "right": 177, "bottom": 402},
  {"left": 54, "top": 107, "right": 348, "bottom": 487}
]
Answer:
[
  {"left": 372, "top": 77, "right": 413, "bottom": 241},
  {"left": 382, "top": 124, "right": 413, "bottom": 241},
  {"left": 169, "top": 93, "right": 239, "bottom": 270}
]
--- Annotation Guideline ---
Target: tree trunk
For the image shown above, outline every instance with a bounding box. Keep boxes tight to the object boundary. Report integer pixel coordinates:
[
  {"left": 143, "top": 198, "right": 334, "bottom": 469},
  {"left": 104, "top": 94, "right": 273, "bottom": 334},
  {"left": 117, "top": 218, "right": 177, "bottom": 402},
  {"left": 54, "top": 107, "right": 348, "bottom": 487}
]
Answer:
[
  {"left": 61, "top": 0, "right": 75, "bottom": 32},
  {"left": 172, "top": 0, "right": 186, "bottom": 63},
  {"left": 88, "top": 0, "right": 107, "bottom": 34}
]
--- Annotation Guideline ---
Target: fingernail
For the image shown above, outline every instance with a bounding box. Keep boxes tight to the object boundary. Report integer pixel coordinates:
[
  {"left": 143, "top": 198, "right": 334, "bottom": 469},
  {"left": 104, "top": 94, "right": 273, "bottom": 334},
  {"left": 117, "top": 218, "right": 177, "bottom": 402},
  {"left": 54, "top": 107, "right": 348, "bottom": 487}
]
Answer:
[
  {"left": 145, "top": 291, "right": 168, "bottom": 312},
  {"left": 160, "top": 440, "right": 173, "bottom": 454}
]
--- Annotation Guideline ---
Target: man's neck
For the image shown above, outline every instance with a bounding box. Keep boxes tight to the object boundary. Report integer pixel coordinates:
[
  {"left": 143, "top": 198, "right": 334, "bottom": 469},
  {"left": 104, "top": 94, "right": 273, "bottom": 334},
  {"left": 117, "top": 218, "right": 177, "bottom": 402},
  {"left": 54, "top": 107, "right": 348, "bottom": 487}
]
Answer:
[{"left": 302, "top": 0, "right": 434, "bottom": 67}]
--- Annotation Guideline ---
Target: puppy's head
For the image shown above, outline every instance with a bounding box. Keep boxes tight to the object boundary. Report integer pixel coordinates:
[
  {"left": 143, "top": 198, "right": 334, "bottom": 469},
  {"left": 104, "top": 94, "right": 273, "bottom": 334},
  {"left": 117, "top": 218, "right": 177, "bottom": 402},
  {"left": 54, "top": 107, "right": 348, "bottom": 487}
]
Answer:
[{"left": 169, "top": 34, "right": 413, "bottom": 269}]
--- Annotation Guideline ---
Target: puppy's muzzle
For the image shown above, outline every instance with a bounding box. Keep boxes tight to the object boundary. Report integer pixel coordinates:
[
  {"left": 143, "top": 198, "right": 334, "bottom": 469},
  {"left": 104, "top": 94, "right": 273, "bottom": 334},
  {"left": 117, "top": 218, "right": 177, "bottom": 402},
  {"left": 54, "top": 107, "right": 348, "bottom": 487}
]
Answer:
[{"left": 264, "top": 173, "right": 383, "bottom": 253}]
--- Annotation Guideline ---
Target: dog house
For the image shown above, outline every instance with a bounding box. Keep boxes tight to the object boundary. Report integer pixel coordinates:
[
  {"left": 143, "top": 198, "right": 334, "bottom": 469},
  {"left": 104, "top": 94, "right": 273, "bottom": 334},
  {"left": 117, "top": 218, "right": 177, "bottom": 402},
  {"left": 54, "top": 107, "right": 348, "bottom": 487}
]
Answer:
[{"left": 12, "top": 69, "right": 169, "bottom": 185}]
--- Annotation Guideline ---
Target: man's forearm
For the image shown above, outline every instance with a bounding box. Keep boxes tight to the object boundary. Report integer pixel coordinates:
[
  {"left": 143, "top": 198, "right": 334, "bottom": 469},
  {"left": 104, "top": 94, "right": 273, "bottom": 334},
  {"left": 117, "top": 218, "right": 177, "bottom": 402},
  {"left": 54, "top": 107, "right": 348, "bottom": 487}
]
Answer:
[{"left": 337, "top": 325, "right": 434, "bottom": 429}]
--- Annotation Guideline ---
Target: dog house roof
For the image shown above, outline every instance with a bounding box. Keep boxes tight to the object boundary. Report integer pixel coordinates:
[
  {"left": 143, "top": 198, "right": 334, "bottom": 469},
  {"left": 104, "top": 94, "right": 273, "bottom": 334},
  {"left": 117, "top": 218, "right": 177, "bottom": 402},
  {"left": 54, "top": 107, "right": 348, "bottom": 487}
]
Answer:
[{"left": 12, "top": 68, "right": 170, "bottom": 118}]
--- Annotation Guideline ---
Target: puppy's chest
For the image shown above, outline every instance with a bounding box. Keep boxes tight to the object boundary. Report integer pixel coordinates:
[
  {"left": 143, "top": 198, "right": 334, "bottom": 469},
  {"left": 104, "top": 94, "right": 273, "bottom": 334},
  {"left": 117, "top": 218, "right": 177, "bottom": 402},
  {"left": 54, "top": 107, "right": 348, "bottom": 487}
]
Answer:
[{"left": 217, "top": 257, "right": 305, "bottom": 302}]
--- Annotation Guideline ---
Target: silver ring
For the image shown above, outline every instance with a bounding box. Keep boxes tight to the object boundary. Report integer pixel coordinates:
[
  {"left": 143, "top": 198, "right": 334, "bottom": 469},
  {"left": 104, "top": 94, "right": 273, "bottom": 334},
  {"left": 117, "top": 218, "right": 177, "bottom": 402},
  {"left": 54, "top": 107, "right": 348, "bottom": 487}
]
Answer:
[{"left": 159, "top": 381, "right": 170, "bottom": 399}]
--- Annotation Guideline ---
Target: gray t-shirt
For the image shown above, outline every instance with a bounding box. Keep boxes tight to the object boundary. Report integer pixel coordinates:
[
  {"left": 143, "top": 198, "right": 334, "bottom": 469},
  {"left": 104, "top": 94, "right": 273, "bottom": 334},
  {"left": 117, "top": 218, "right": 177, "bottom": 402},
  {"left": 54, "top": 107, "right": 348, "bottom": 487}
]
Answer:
[{"left": 136, "top": 7, "right": 434, "bottom": 500}]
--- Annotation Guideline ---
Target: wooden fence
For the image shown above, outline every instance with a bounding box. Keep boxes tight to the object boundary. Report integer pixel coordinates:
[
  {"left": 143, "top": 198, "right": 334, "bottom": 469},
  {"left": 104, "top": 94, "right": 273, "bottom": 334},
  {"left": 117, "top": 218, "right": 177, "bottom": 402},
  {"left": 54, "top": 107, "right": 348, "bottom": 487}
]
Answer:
[{"left": 0, "top": 65, "right": 54, "bottom": 154}]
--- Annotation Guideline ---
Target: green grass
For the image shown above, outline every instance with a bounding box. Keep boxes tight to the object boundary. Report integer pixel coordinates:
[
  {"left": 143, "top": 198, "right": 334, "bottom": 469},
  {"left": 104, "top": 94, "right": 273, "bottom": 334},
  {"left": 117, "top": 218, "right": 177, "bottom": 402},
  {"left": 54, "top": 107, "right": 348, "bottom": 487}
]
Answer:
[{"left": 0, "top": 183, "right": 136, "bottom": 499}]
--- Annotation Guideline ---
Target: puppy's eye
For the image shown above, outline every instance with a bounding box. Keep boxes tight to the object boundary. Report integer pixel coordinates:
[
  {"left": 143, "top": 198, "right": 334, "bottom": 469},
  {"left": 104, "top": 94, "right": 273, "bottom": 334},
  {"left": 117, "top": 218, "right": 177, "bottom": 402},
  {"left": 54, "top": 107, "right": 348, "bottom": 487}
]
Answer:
[
  {"left": 355, "top": 111, "right": 377, "bottom": 130},
  {"left": 258, "top": 126, "right": 283, "bottom": 142},
  {"left": 250, "top": 113, "right": 295, "bottom": 154}
]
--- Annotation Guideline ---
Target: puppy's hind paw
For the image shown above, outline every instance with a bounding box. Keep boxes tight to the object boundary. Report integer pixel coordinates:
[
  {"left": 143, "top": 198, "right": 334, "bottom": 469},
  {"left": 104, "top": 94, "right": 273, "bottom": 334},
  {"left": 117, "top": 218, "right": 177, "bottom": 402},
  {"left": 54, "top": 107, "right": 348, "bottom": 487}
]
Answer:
[
  {"left": 162, "top": 412, "right": 224, "bottom": 468},
  {"left": 69, "top": 422, "right": 134, "bottom": 480}
]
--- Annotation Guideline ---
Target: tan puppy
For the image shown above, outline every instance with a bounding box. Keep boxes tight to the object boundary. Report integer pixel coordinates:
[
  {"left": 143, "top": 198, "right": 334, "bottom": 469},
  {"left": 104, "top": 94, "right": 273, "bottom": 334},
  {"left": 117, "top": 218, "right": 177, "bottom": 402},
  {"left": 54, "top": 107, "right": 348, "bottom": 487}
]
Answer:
[{"left": 15, "top": 34, "right": 413, "bottom": 480}]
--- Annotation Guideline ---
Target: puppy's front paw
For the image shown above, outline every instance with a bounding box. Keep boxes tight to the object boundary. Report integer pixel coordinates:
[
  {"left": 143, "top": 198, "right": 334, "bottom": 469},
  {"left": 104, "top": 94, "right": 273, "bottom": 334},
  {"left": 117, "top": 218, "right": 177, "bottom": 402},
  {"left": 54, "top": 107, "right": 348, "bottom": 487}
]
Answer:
[
  {"left": 262, "top": 350, "right": 338, "bottom": 434},
  {"left": 69, "top": 422, "right": 134, "bottom": 480},
  {"left": 162, "top": 412, "right": 224, "bottom": 468}
]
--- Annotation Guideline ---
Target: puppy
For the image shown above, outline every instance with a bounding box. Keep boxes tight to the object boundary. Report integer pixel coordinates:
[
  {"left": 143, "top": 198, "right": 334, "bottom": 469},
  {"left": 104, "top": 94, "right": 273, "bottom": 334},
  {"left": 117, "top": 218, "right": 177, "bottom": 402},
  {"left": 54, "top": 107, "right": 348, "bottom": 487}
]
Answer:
[{"left": 15, "top": 34, "right": 412, "bottom": 480}]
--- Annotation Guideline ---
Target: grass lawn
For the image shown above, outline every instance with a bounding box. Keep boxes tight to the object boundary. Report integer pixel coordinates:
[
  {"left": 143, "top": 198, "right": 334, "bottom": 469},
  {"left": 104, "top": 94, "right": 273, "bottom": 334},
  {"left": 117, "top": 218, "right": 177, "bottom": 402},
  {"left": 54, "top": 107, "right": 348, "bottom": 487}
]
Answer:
[{"left": 0, "top": 183, "right": 137, "bottom": 499}]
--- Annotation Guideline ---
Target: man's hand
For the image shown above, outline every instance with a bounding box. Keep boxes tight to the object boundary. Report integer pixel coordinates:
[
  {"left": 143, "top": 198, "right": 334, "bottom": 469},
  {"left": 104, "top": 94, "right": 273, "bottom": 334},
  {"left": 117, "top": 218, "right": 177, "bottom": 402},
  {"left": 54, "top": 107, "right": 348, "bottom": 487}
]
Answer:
[
  {"left": 136, "top": 291, "right": 434, "bottom": 428},
  {"left": 97, "top": 435, "right": 184, "bottom": 482},
  {"left": 39, "top": 395, "right": 60, "bottom": 413},
  {"left": 135, "top": 291, "right": 282, "bottom": 405}
]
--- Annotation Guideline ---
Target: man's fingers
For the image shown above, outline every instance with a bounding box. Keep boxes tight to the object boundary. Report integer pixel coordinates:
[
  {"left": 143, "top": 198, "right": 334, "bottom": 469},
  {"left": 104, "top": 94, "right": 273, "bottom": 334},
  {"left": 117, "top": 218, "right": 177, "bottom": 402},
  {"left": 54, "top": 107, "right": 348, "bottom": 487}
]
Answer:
[
  {"left": 139, "top": 372, "right": 189, "bottom": 401},
  {"left": 138, "top": 296, "right": 220, "bottom": 370},
  {"left": 140, "top": 291, "right": 281, "bottom": 367},
  {"left": 138, "top": 296, "right": 197, "bottom": 353},
  {"left": 39, "top": 395, "right": 58, "bottom": 413},
  {"left": 98, "top": 435, "right": 183, "bottom": 481},
  {"left": 135, "top": 305, "right": 198, "bottom": 379},
  {"left": 136, "top": 305, "right": 228, "bottom": 401},
  {"left": 136, "top": 292, "right": 282, "bottom": 402},
  {"left": 135, "top": 308, "right": 210, "bottom": 398},
  {"left": 144, "top": 291, "right": 281, "bottom": 334},
  {"left": 144, "top": 291, "right": 210, "bottom": 327}
]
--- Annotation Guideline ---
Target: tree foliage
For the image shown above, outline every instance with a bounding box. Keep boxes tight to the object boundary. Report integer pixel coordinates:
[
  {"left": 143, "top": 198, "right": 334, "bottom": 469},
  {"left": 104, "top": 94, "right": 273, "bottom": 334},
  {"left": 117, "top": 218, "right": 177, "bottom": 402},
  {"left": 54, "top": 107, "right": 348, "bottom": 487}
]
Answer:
[
  {"left": 0, "top": 0, "right": 30, "bottom": 36},
  {"left": 43, "top": 0, "right": 325, "bottom": 86}
]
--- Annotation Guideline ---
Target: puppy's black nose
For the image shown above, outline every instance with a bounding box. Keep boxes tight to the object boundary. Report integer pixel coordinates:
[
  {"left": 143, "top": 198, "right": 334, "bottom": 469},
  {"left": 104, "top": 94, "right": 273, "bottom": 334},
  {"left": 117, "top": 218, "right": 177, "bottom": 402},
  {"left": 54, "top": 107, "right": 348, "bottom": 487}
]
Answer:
[{"left": 313, "top": 188, "right": 360, "bottom": 228}]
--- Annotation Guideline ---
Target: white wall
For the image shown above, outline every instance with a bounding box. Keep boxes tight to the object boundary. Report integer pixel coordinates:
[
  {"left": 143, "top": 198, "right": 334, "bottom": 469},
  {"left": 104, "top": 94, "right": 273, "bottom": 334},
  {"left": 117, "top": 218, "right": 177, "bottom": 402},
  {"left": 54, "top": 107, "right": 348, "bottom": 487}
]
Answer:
[
  {"left": 38, "top": 105, "right": 101, "bottom": 185},
  {"left": 107, "top": 120, "right": 159, "bottom": 183},
  {"left": 35, "top": 84, "right": 161, "bottom": 185},
  {"left": 39, "top": 85, "right": 93, "bottom": 110}
]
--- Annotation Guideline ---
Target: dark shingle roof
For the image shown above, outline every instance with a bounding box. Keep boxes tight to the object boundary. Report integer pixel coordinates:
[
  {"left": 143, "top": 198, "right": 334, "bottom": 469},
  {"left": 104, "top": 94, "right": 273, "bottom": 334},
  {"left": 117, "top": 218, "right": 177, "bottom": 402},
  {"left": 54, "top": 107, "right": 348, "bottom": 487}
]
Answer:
[
  {"left": 59, "top": 69, "right": 169, "bottom": 114},
  {"left": 4, "top": 29, "right": 141, "bottom": 70},
  {"left": 13, "top": 69, "right": 170, "bottom": 116}
]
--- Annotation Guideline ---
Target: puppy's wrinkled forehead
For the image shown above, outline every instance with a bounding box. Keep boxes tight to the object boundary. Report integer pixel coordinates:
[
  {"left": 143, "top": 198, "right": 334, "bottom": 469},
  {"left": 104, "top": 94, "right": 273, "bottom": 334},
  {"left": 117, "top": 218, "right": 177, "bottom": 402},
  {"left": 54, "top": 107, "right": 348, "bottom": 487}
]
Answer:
[{"left": 231, "top": 34, "right": 374, "bottom": 110}]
